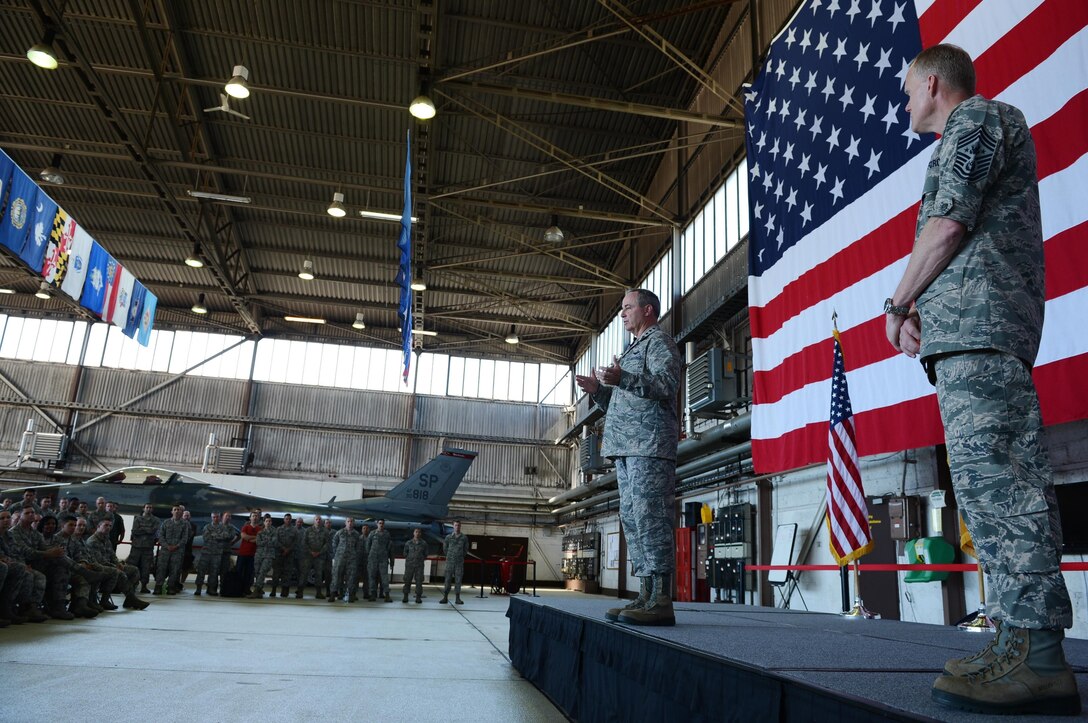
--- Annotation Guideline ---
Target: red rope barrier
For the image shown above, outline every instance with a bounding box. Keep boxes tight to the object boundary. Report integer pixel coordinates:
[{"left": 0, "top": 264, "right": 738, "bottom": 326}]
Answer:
[{"left": 745, "top": 562, "right": 1088, "bottom": 572}]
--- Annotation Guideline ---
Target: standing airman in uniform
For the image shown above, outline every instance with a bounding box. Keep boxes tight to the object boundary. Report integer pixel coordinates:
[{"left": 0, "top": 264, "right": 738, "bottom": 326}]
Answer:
[{"left": 402, "top": 527, "right": 427, "bottom": 604}]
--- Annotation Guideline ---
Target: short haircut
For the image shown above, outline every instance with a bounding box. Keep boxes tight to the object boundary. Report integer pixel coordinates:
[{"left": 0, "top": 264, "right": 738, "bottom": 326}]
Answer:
[
  {"left": 911, "top": 44, "right": 975, "bottom": 96},
  {"left": 631, "top": 288, "right": 661, "bottom": 318},
  {"left": 60, "top": 514, "right": 77, "bottom": 524}
]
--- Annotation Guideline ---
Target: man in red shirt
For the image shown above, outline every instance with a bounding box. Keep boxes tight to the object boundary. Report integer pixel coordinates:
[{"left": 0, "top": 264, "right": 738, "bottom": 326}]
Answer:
[{"left": 237, "top": 511, "right": 260, "bottom": 594}]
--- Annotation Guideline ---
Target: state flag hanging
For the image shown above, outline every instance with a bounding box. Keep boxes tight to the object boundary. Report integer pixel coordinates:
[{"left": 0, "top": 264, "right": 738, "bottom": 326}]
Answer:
[
  {"left": 137, "top": 291, "right": 157, "bottom": 347},
  {"left": 109, "top": 266, "right": 135, "bottom": 328},
  {"left": 80, "top": 241, "right": 112, "bottom": 316},
  {"left": 41, "top": 207, "right": 76, "bottom": 285},
  {"left": 123, "top": 281, "right": 146, "bottom": 338},
  {"left": 60, "top": 224, "right": 94, "bottom": 301},
  {"left": 100, "top": 256, "right": 123, "bottom": 323},
  {"left": 18, "top": 188, "right": 57, "bottom": 274},
  {"left": 0, "top": 151, "right": 13, "bottom": 222},
  {"left": 0, "top": 167, "right": 36, "bottom": 257}
]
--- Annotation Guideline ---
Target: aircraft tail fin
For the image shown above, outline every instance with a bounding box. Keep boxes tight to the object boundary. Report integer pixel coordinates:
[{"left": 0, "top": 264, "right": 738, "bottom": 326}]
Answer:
[{"left": 384, "top": 448, "right": 477, "bottom": 512}]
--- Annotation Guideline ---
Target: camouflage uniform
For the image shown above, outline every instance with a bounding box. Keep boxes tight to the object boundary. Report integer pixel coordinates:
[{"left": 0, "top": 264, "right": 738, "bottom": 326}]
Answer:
[
  {"left": 85, "top": 531, "right": 139, "bottom": 596},
  {"left": 355, "top": 529, "right": 370, "bottom": 599},
  {"left": 916, "top": 96, "right": 1071, "bottom": 631},
  {"left": 252, "top": 527, "right": 278, "bottom": 595},
  {"left": 402, "top": 537, "right": 428, "bottom": 602},
  {"left": 128, "top": 512, "right": 160, "bottom": 589},
  {"left": 58, "top": 530, "right": 108, "bottom": 605},
  {"left": 366, "top": 528, "right": 394, "bottom": 599},
  {"left": 273, "top": 523, "right": 300, "bottom": 596},
  {"left": 330, "top": 527, "right": 360, "bottom": 600},
  {"left": 590, "top": 322, "right": 681, "bottom": 577},
  {"left": 1, "top": 529, "right": 43, "bottom": 610},
  {"left": 155, "top": 518, "right": 190, "bottom": 593},
  {"left": 442, "top": 532, "right": 470, "bottom": 600},
  {"left": 10, "top": 524, "right": 66, "bottom": 608},
  {"left": 195, "top": 521, "right": 227, "bottom": 594},
  {"left": 87, "top": 508, "right": 112, "bottom": 534},
  {"left": 298, "top": 522, "right": 329, "bottom": 598}
]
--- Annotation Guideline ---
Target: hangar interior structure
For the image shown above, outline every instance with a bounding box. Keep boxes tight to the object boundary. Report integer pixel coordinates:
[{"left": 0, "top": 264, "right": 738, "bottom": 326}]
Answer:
[{"left": 1, "top": 0, "right": 1087, "bottom": 638}]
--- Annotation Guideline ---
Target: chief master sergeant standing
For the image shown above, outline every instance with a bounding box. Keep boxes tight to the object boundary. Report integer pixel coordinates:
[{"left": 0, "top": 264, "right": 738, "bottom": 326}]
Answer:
[
  {"left": 575, "top": 288, "right": 681, "bottom": 627},
  {"left": 886, "top": 44, "right": 1078, "bottom": 716}
]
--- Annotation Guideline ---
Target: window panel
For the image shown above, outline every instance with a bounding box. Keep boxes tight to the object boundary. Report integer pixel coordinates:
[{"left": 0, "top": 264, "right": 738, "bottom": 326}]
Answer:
[
  {"left": 101, "top": 325, "right": 126, "bottom": 368},
  {"left": 66, "top": 322, "right": 88, "bottom": 365},
  {"left": 726, "top": 169, "right": 740, "bottom": 251},
  {"left": 508, "top": 361, "right": 524, "bottom": 401},
  {"left": 462, "top": 357, "right": 480, "bottom": 398},
  {"left": 150, "top": 330, "right": 172, "bottom": 372},
  {"left": 351, "top": 346, "right": 370, "bottom": 389},
  {"left": 333, "top": 345, "right": 355, "bottom": 388},
  {"left": 447, "top": 356, "right": 465, "bottom": 397},
  {"left": 365, "top": 346, "right": 384, "bottom": 390},
  {"left": 737, "top": 158, "right": 750, "bottom": 243},
  {"left": 714, "top": 185, "right": 727, "bottom": 262},
  {"left": 83, "top": 322, "right": 107, "bottom": 367},
  {"left": 16, "top": 318, "right": 40, "bottom": 360},
  {"left": 478, "top": 359, "right": 495, "bottom": 399}
]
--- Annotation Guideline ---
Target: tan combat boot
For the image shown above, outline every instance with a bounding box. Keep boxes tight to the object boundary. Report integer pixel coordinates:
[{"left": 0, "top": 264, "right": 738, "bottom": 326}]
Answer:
[
  {"left": 944, "top": 620, "right": 1004, "bottom": 676},
  {"left": 932, "top": 627, "right": 1081, "bottom": 716},
  {"left": 605, "top": 577, "right": 651, "bottom": 622},
  {"left": 617, "top": 574, "right": 675, "bottom": 627}
]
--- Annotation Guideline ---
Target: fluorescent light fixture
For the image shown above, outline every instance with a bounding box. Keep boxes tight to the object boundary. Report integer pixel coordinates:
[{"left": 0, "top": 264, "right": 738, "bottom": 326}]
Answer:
[
  {"left": 26, "top": 31, "right": 58, "bottom": 70},
  {"left": 191, "top": 293, "right": 208, "bottom": 314},
  {"left": 411, "top": 328, "right": 437, "bottom": 336},
  {"left": 358, "top": 209, "right": 418, "bottom": 222},
  {"left": 0, "top": 288, "right": 15, "bottom": 295},
  {"left": 284, "top": 315, "right": 326, "bottom": 324},
  {"left": 352, "top": 312, "right": 366, "bottom": 330},
  {"left": 409, "top": 276, "right": 426, "bottom": 291},
  {"left": 34, "top": 282, "right": 52, "bottom": 300},
  {"left": 39, "top": 153, "right": 65, "bottom": 185},
  {"left": 298, "top": 259, "right": 315, "bottom": 281},
  {"left": 327, "top": 191, "right": 346, "bottom": 218},
  {"left": 224, "top": 65, "right": 250, "bottom": 99},
  {"left": 505, "top": 326, "right": 519, "bottom": 344},
  {"left": 186, "top": 190, "right": 252, "bottom": 204},
  {"left": 184, "top": 243, "right": 204, "bottom": 268}
]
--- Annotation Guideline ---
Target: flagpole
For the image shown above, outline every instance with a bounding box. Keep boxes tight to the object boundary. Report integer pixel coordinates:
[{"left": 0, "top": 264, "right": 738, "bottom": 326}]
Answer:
[
  {"left": 842, "top": 560, "right": 878, "bottom": 619},
  {"left": 958, "top": 561, "right": 995, "bottom": 632}
]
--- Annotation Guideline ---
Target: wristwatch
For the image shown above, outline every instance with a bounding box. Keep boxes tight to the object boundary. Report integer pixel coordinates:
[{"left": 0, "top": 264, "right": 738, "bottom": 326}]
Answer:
[{"left": 884, "top": 298, "right": 910, "bottom": 316}]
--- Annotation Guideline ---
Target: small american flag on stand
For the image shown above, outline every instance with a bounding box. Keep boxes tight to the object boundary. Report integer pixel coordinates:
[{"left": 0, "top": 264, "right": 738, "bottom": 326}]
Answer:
[{"left": 826, "top": 325, "right": 873, "bottom": 566}]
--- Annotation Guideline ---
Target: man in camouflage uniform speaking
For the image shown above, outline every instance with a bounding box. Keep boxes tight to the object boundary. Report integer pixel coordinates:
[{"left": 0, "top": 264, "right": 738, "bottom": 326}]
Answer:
[
  {"left": 575, "top": 288, "right": 681, "bottom": 627},
  {"left": 886, "top": 45, "right": 1078, "bottom": 716}
]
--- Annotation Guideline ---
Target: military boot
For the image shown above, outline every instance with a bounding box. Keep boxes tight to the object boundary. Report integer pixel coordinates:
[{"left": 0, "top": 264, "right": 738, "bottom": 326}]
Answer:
[
  {"left": 123, "top": 592, "right": 150, "bottom": 610},
  {"left": 152, "top": 585, "right": 163, "bottom": 596},
  {"left": 932, "top": 627, "right": 1081, "bottom": 716},
  {"left": 402, "top": 594, "right": 409, "bottom": 603},
  {"left": 140, "top": 584, "right": 151, "bottom": 594},
  {"left": 85, "top": 597, "right": 104, "bottom": 613},
  {"left": 70, "top": 597, "right": 98, "bottom": 619},
  {"left": 23, "top": 604, "right": 49, "bottom": 623},
  {"left": 618, "top": 574, "right": 675, "bottom": 627},
  {"left": 47, "top": 602, "right": 74, "bottom": 620},
  {"left": 383, "top": 593, "right": 392, "bottom": 603},
  {"left": 194, "top": 585, "right": 202, "bottom": 597},
  {"left": 280, "top": 587, "right": 289, "bottom": 598},
  {"left": 295, "top": 591, "right": 304, "bottom": 599},
  {"left": 606, "top": 577, "right": 651, "bottom": 622},
  {"left": 415, "top": 596, "right": 422, "bottom": 604},
  {"left": 99, "top": 593, "right": 118, "bottom": 611},
  {"left": 455, "top": 596, "right": 464, "bottom": 604},
  {"left": 439, "top": 593, "right": 448, "bottom": 604},
  {"left": 315, "top": 590, "right": 325, "bottom": 600},
  {"left": 945, "top": 620, "right": 1005, "bottom": 676}
]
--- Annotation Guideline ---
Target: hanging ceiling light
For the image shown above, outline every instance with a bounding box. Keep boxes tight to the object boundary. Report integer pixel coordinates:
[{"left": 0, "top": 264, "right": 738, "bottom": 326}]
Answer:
[
  {"left": 544, "top": 214, "right": 564, "bottom": 244},
  {"left": 352, "top": 312, "right": 366, "bottom": 330},
  {"left": 26, "top": 30, "right": 58, "bottom": 70},
  {"left": 34, "top": 282, "right": 52, "bottom": 300},
  {"left": 410, "top": 328, "right": 437, "bottom": 336},
  {"left": 359, "top": 208, "right": 418, "bottom": 222},
  {"left": 184, "top": 243, "right": 204, "bottom": 268},
  {"left": 298, "top": 259, "right": 315, "bottom": 281},
  {"left": 224, "top": 65, "right": 251, "bottom": 99},
  {"left": 409, "top": 79, "right": 436, "bottom": 120},
  {"left": 39, "top": 153, "right": 65, "bottom": 185},
  {"left": 284, "top": 315, "right": 326, "bottom": 324},
  {"left": 0, "top": 288, "right": 15, "bottom": 295},
  {"left": 505, "top": 326, "right": 519, "bottom": 345},
  {"left": 186, "top": 190, "right": 252, "bottom": 204},
  {"left": 409, "top": 275, "right": 426, "bottom": 291},
  {"left": 191, "top": 293, "right": 208, "bottom": 314},
  {"left": 327, "top": 191, "right": 346, "bottom": 218}
]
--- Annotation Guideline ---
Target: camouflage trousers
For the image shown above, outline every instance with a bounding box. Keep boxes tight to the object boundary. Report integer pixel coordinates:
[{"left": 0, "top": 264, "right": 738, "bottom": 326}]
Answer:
[
  {"left": 934, "top": 352, "right": 1072, "bottom": 630},
  {"left": 253, "top": 553, "right": 276, "bottom": 592},
  {"left": 369, "top": 556, "right": 390, "bottom": 596},
  {"left": 0, "top": 561, "right": 32, "bottom": 607},
  {"left": 616, "top": 456, "right": 676, "bottom": 577},
  {"left": 156, "top": 547, "right": 184, "bottom": 591},
  {"left": 402, "top": 563, "right": 424, "bottom": 599},
  {"left": 271, "top": 553, "right": 293, "bottom": 592},
  {"left": 128, "top": 546, "right": 155, "bottom": 587},
  {"left": 297, "top": 553, "right": 325, "bottom": 593},
  {"left": 443, "top": 560, "right": 464, "bottom": 597},
  {"left": 195, "top": 548, "right": 224, "bottom": 592},
  {"left": 356, "top": 556, "right": 370, "bottom": 597},
  {"left": 331, "top": 554, "right": 357, "bottom": 597}
]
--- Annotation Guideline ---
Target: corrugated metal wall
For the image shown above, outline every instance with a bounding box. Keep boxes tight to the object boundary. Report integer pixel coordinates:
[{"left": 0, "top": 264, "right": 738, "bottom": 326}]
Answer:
[{"left": 0, "top": 359, "right": 573, "bottom": 495}]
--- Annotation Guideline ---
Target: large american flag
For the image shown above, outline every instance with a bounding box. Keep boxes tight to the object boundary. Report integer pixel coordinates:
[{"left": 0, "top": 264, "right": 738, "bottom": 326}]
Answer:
[
  {"left": 745, "top": 0, "right": 1088, "bottom": 473},
  {"left": 826, "top": 329, "right": 872, "bottom": 565}
]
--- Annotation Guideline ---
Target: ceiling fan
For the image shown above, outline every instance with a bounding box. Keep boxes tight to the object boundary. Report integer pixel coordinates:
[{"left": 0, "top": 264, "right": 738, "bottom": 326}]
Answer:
[{"left": 204, "top": 93, "right": 250, "bottom": 120}]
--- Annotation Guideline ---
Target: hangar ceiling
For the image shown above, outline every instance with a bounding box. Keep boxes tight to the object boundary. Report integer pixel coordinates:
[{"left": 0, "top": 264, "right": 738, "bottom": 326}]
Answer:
[{"left": 0, "top": 0, "right": 753, "bottom": 365}]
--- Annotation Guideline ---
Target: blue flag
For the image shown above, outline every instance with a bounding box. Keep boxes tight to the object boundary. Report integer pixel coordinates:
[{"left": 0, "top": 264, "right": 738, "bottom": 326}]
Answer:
[
  {"left": 0, "top": 167, "right": 36, "bottom": 258},
  {"left": 0, "top": 151, "right": 13, "bottom": 224},
  {"left": 80, "top": 241, "right": 112, "bottom": 316},
  {"left": 123, "top": 280, "right": 147, "bottom": 338},
  {"left": 20, "top": 189, "right": 58, "bottom": 273},
  {"left": 137, "top": 291, "right": 157, "bottom": 346},
  {"left": 397, "top": 129, "right": 413, "bottom": 383}
]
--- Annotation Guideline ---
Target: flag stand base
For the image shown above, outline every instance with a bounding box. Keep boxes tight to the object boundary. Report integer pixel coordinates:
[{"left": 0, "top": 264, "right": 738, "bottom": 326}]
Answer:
[
  {"left": 957, "top": 608, "right": 996, "bottom": 633},
  {"left": 842, "top": 599, "right": 879, "bottom": 619}
]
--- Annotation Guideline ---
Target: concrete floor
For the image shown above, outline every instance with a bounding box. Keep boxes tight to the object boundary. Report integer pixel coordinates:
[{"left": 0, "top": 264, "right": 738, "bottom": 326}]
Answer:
[{"left": 0, "top": 584, "right": 569, "bottom": 722}]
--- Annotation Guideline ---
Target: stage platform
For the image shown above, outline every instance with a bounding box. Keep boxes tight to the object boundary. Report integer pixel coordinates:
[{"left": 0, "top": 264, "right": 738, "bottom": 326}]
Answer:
[{"left": 508, "top": 596, "right": 1088, "bottom": 722}]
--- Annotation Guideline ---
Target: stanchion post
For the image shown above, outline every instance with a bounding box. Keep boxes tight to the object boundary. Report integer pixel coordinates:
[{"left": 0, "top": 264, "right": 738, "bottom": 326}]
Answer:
[{"left": 531, "top": 560, "right": 537, "bottom": 597}]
